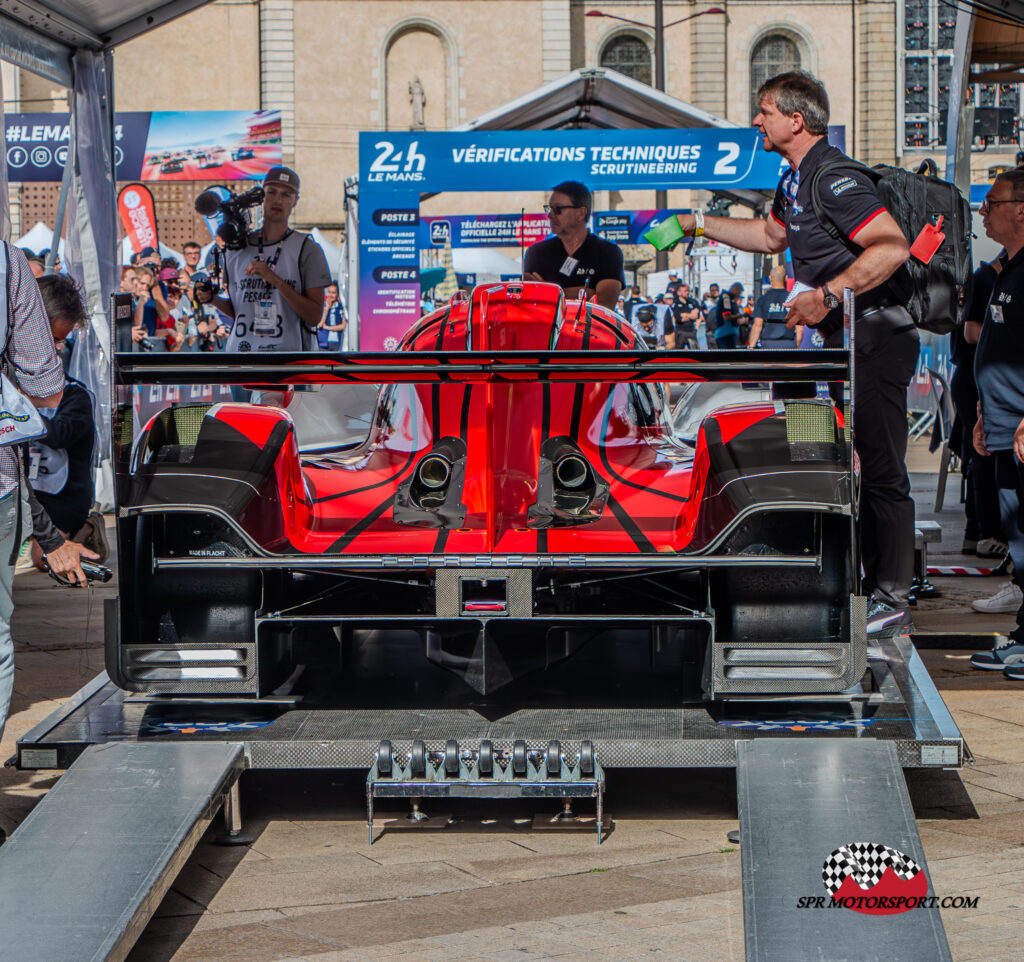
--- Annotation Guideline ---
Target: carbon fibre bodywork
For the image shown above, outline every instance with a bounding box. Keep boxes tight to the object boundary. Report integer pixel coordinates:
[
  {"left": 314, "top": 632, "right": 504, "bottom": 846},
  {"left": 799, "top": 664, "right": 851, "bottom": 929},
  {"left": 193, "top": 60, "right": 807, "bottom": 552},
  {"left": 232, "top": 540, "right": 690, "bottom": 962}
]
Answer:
[{"left": 109, "top": 282, "right": 862, "bottom": 699}]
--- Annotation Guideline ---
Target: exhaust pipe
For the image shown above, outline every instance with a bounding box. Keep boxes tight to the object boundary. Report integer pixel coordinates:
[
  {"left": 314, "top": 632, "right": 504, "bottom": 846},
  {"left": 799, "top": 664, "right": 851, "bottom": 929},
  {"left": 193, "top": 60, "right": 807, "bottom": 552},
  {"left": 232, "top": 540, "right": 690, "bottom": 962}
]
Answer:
[
  {"left": 554, "top": 455, "right": 588, "bottom": 489},
  {"left": 417, "top": 454, "right": 452, "bottom": 489}
]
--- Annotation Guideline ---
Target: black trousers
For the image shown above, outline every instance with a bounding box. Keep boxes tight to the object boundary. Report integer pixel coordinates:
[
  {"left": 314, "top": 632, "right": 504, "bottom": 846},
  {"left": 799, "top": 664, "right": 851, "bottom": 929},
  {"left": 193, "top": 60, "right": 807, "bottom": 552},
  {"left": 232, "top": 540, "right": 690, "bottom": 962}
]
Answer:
[
  {"left": 993, "top": 449, "right": 1024, "bottom": 641},
  {"left": 852, "top": 319, "right": 920, "bottom": 606}
]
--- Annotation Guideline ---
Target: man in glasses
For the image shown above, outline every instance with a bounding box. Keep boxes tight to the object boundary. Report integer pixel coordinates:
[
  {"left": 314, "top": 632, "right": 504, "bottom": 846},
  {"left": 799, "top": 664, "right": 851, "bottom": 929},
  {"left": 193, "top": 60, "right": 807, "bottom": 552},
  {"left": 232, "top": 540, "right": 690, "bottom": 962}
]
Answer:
[
  {"left": 524, "top": 180, "right": 624, "bottom": 310},
  {"left": 969, "top": 171, "right": 1024, "bottom": 678}
]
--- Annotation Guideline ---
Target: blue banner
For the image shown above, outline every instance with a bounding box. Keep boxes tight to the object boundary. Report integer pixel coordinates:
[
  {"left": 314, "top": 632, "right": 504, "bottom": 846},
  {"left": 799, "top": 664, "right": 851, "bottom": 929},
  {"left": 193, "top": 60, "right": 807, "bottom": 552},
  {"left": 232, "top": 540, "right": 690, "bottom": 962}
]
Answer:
[
  {"left": 362, "top": 128, "right": 787, "bottom": 193},
  {"left": 593, "top": 209, "right": 691, "bottom": 244},
  {"left": 359, "top": 128, "right": 786, "bottom": 350}
]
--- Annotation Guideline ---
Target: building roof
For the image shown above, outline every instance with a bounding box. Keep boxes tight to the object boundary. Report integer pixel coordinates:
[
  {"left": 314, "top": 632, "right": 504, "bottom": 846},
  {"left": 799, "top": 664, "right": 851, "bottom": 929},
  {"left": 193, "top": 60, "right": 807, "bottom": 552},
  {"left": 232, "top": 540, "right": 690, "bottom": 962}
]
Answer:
[{"left": 457, "top": 68, "right": 736, "bottom": 134}]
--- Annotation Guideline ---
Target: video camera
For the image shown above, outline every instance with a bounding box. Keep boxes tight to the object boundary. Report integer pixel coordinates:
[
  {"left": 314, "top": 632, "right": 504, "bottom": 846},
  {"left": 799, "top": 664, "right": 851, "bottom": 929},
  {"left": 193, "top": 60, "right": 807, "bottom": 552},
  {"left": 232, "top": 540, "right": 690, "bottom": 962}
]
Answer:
[{"left": 193, "top": 185, "right": 265, "bottom": 250}]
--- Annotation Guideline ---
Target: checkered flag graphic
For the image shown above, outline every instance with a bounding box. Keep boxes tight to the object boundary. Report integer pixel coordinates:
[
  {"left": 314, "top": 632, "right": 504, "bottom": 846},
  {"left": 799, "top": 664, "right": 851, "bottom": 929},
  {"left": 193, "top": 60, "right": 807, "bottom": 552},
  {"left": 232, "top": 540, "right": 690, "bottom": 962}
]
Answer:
[{"left": 822, "top": 843, "right": 921, "bottom": 894}]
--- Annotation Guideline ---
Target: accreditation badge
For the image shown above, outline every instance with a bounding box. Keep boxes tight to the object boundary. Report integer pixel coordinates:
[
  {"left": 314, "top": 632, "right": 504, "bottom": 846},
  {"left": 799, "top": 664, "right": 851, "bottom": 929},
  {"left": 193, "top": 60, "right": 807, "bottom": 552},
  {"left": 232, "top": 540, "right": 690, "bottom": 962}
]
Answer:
[{"left": 253, "top": 299, "right": 278, "bottom": 336}]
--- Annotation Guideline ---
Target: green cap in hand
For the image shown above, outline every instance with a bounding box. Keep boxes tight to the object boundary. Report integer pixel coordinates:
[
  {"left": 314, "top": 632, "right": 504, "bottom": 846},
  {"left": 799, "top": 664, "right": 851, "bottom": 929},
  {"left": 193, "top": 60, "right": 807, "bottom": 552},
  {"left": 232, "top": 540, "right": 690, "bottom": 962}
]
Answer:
[{"left": 642, "top": 214, "right": 686, "bottom": 251}]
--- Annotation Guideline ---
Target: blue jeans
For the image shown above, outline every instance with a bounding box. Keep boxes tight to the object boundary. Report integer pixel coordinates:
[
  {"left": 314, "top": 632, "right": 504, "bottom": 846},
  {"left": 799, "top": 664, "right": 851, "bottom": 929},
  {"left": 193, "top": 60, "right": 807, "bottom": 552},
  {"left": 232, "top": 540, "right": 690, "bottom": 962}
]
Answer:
[{"left": 0, "top": 488, "right": 26, "bottom": 743}]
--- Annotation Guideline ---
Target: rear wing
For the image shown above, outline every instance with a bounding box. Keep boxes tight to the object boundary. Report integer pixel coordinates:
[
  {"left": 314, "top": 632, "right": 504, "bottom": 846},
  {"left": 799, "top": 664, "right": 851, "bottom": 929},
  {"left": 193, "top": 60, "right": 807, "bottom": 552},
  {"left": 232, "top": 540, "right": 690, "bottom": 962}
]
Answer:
[{"left": 116, "top": 349, "right": 851, "bottom": 386}]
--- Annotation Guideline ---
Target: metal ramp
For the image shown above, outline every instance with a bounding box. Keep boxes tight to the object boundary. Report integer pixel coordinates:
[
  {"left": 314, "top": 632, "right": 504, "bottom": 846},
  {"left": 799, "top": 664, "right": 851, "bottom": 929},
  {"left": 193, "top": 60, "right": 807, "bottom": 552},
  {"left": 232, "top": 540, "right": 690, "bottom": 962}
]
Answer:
[
  {"left": 737, "top": 739, "right": 951, "bottom": 962},
  {"left": 0, "top": 741, "right": 244, "bottom": 962}
]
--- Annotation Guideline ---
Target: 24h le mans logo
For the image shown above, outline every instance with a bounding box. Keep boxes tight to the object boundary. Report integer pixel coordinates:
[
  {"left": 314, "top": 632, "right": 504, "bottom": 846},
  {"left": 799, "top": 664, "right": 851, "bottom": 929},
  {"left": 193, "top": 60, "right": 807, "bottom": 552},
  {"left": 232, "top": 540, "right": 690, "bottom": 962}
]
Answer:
[{"left": 821, "top": 842, "right": 927, "bottom": 915}]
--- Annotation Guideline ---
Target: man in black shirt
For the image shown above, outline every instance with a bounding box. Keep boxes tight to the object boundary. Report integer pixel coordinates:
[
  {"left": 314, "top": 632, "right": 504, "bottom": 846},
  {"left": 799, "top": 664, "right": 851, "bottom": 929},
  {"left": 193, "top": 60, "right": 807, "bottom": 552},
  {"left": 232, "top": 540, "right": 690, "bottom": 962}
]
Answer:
[
  {"left": 672, "top": 282, "right": 702, "bottom": 349},
  {"left": 713, "top": 282, "right": 744, "bottom": 348},
  {"left": 623, "top": 285, "right": 644, "bottom": 323},
  {"left": 676, "top": 71, "right": 914, "bottom": 634},
  {"left": 749, "top": 266, "right": 796, "bottom": 348},
  {"left": 968, "top": 171, "right": 1024, "bottom": 677},
  {"left": 524, "top": 181, "right": 624, "bottom": 310}
]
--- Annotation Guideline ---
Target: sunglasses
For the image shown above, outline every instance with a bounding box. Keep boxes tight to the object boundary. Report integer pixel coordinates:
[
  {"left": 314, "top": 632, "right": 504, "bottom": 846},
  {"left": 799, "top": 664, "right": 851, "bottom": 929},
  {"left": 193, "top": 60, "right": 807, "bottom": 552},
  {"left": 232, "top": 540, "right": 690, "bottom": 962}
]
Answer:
[{"left": 544, "top": 204, "right": 582, "bottom": 215}]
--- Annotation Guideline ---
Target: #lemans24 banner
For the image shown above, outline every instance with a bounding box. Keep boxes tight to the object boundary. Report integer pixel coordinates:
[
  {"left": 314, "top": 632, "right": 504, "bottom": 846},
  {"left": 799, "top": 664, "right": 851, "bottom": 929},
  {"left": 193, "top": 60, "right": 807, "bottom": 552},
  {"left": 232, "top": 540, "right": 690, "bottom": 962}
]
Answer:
[
  {"left": 4, "top": 111, "right": 282, "bottom": 183},
  {"left": 358, "top": 128, "right": 786, "bottom": 350}
]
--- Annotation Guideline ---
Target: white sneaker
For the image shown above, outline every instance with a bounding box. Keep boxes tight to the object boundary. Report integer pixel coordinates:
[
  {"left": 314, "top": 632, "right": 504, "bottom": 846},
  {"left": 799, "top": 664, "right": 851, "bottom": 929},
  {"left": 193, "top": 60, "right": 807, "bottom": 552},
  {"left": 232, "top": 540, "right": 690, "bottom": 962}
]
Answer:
[
  {"left": 977, "top": 537, "right": 1009, "bottom": 558},
  {"left": 972, "top": 582, "right": 1024, "bottom": 614}
]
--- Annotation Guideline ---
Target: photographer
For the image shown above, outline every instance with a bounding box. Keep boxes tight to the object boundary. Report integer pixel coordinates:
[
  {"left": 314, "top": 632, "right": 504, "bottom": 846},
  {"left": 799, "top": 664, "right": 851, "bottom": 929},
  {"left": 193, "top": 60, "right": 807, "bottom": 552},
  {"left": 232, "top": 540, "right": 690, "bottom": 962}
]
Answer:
[
  {"left": 132, "top": 264, "right": 171, "bottom": 346},
  {"left": 632, "top": 303, "right": 671, "bottom": 349},
  {"left": 214, "top": 167, "right": 331, "bottom": 352},
  {"left": 175, "top": 272, "right": 229, "bottom": 352}
]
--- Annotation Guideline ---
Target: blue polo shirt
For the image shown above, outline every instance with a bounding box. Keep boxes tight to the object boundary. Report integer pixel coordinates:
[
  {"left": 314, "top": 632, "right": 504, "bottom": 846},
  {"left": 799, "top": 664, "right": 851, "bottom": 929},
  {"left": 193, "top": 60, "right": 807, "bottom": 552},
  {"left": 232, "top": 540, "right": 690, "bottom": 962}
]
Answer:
[
  {"left": 976, "top": 247, "right": 1024, "bottom": 451},
  {"left": 753, "top": 288, "right": 795, "bottom": 342}
]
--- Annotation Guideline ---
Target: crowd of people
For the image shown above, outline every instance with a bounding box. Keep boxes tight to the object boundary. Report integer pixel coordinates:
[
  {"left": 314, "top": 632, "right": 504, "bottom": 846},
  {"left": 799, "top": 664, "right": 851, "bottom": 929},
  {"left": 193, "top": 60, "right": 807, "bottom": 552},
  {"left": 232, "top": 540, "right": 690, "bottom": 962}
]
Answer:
[
  {"left": 120, "top": 246, "right": 347, "bottom": 354},
  {"left": 120, "top": 169, "right": 345, "bottom": 354},
  {"left": 618, "top": 268, "right": 800, "bottom": 351}
]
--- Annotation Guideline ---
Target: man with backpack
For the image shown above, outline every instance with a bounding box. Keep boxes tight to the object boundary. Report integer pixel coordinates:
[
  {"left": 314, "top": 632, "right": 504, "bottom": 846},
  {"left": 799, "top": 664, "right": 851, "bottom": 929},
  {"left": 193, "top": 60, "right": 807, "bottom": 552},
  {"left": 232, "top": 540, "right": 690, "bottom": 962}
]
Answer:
[{"left": 675, "top": 70, "right": 920, "bottom": 635}]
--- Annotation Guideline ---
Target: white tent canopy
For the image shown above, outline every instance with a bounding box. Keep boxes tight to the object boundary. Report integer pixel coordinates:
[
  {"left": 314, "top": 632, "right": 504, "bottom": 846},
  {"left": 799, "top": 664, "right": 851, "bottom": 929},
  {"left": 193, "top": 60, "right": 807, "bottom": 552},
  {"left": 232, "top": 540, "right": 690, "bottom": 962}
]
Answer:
[
  {"left": 14, "top": 221, "right": 67, "bottom": 259},
  {"left": 311, "top": 228, "right": 342, "bottom": 280},
  {"left": 452, "top": 248, "right": 521, "bottom": 276}
]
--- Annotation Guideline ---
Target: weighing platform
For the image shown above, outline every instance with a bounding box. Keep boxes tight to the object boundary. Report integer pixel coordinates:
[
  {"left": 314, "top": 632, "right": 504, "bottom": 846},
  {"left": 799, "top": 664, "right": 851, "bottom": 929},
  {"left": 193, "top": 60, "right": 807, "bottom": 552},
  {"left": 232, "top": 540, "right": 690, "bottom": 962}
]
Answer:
[{"left": 16, "top": 634, "right": 963, "bottom": 773}]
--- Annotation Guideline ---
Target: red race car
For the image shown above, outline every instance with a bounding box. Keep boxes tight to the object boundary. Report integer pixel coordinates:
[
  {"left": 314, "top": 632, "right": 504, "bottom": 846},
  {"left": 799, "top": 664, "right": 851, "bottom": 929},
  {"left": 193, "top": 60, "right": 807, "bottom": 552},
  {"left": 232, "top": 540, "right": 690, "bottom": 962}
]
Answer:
[{"left": 113, "top": 282, "right": 860, "bottom": 700}]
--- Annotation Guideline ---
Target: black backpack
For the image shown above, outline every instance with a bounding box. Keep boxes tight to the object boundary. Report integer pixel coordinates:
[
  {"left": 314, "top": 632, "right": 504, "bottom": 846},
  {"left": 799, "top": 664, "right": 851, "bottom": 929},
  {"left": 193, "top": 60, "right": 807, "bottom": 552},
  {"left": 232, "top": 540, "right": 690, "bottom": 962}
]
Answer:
[{"left": 809, "top": 159, "right": 972, "bottom": 333}]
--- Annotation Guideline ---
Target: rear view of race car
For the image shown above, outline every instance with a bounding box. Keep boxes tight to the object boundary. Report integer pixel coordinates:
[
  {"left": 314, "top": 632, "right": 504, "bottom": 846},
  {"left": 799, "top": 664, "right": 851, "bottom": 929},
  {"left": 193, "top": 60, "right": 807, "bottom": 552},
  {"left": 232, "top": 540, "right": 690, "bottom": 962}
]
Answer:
[{"left": 110, "top": 281, "right": 862, "bottom": 702}]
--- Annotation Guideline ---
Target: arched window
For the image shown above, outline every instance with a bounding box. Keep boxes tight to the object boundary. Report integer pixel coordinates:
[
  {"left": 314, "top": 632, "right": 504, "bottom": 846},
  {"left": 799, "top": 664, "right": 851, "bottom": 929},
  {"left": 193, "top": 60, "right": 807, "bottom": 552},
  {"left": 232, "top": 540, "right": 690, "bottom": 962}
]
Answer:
[
  {"left": 750, "top": 34, "right": 801, "bottom": 118},
  {"left": 600, "top": 34, "right": 652, "bottom": 86}
]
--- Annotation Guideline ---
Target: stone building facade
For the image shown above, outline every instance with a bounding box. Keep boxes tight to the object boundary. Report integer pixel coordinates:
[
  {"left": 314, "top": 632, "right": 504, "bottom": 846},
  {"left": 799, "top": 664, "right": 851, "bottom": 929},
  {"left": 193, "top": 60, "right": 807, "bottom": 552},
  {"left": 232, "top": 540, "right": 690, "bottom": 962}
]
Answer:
[{"left": 5, "top": 1, "right": 1013, "bottom": 249}]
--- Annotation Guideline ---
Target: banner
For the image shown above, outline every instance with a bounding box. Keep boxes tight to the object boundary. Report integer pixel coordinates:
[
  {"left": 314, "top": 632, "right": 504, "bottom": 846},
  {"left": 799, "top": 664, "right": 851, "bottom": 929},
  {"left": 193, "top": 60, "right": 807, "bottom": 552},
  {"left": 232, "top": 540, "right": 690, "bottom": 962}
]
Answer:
[
  {"left": 363, "top": 128, "right": 786, "bottom": 194},
  {"left": 420, "top": 213, "right": 550, "bottom": 249},
  {"left": 4, "top": 110, "right": 282, "bottom": 183},
  {"left": 359, "top": 128, "right": 786, "bottom": 351},
  {"left": 118, "top": 184, "right": 159, "bottom": 254},
  {"left": 593, "top": 209, "right": 690, "bottom": 244}
]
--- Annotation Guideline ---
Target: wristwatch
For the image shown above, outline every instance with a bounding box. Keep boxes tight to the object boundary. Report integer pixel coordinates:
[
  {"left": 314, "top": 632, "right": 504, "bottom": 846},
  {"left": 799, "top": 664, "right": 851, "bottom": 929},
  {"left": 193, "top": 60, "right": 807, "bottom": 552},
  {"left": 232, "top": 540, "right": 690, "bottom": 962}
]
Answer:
[
  {"left": 693, "top": 209, "right": 705, "bottom": 237},
  {"left": 821, "top": 283, "right": 841, "bottom": 310}
]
